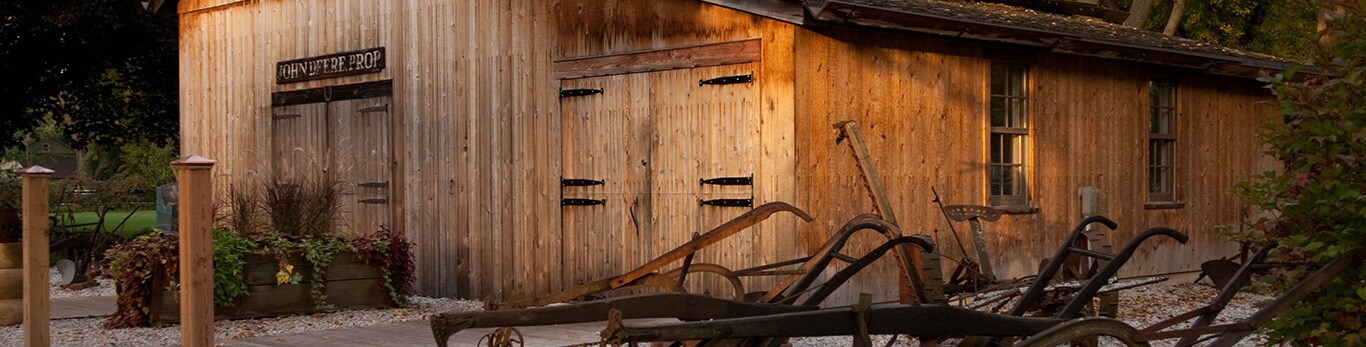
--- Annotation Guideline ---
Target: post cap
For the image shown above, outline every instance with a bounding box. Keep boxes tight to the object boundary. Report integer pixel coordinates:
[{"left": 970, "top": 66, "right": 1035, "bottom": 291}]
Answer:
[
  {"left": 16, "top": 165, "right": 55, "bottom": 176},
  {"left": 170, "top": 155, "right": 218, "bottom": 169}
]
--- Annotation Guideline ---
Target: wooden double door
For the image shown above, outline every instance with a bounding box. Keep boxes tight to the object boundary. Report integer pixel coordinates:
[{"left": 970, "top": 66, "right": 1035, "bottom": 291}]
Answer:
[
  {"left": 270, "top": 85, "right": 394, "bottom": 235},
  {"left": 559, "top": 63, "right": 762, "bottom": 295}
]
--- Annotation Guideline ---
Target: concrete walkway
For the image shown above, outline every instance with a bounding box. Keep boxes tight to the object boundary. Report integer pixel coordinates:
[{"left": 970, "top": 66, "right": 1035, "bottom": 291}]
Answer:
[
  {"left": 221, "top": 319, "right": 609, "bottom": 347},
  {"left": 51, "top": 295, "right": 116, "bottom": 319},
  {"left": 51, "top": 295, "right": 614, "bottom": 346}
]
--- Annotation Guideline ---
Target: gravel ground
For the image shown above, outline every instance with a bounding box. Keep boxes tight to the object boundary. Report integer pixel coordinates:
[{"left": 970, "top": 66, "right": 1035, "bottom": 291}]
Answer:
[
  {"left": 0, "top": 269, "right": 483, "bottom": 347},
  {"left": 47, "top": 267, "right": 116, "bottom": 299},
  {"left": 0, "top": 296, "right": 480, "bottom": 347},
  {"left": 2, "top": 272, "right": 1281, "bottom": 346},
  {"left": 791, "top": 281, "right": 1278, "bottom": 347}
]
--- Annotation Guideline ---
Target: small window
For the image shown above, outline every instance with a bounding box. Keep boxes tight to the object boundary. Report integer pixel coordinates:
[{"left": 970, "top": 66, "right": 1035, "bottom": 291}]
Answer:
[
  {"left": 989, "top": 63, "right": 1030, "bottom": 206},
  {"left": 1148, "top": 79, "right": 1177, "bottom": 202}
]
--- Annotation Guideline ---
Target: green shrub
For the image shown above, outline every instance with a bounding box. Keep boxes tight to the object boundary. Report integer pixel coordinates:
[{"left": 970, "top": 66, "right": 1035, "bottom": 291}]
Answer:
[
  {"left": 212, "top": 228, "right": 253, "bottom": 307},
  {"left": 1242, "top": 1, "right": 1366, "bottom": 345}
]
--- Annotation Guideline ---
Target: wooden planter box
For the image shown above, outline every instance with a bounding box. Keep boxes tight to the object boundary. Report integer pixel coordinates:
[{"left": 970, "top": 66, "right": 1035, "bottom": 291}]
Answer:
[{"left": 149, "top": 251, "right": 392, "bottom": 324}]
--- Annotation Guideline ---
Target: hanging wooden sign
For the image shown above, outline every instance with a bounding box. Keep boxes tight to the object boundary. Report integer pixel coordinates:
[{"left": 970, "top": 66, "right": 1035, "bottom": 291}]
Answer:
[{"left": 276, "top": 47, "right": 386, "bottom": 84}]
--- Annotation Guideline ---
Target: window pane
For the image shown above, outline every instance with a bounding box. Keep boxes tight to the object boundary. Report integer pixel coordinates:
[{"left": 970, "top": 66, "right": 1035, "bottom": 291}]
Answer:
[
  {"left": 990, "top": 165, "right": 1003, "bottom": 195},
  {"left": 991, "top": 65, "right": 1005, "bottom": 95},
  {"left": 991, "top": 134, "right": 1003, "bottom": 163},
  {"left": 1160, "top": 140, "right": 1174, "bottom": 166},
  {"left": 1149, "top": 167, "right": 1161, "bottom": 193},
  {"left": 1010, "top": 98, "right": 1027, "bottom": 128},
  {"left": 1148, "top": 141, "right": 1157, "bottom": 166},
  {"left": 1150, "top": 108, "right": 1160, "bottom": 134},
  {"left": 1162, "top": 109, "right": 1175, "bottom": 134},
  {"left": 991, "top": 97, "right": 1006, "bottom": 127},
  {"left": 1014, "top": 164, "right": 1027, "bottom": 196},
  {"left": 1001, "top": 134, "right": 1015, "bottom": 163},
  {"left": 1160, "top": 82, "right": 1173, "bottom": 106},
  {"left": 1009, "top": 67, "right": 1025, "bottom": 96}
]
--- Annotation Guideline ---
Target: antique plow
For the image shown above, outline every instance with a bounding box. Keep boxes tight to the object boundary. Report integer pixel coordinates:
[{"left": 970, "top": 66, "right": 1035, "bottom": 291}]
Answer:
[
  {"left": 489, "top": 201, "right": 813, "bottom": 310},
  {"left": 601, "top": 218, "right": 1190, "bottom": 347},
  {"left": 1016, "top": 247, "right": 1366, "bottom": 347},
  {"left": 432, "top": 206, "right": 937, "bottom": 346}
]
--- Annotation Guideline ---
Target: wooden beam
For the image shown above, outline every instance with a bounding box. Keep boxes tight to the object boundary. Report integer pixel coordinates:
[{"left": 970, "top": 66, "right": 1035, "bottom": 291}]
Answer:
[
  {"left": 834, "top": 121, "right": 945, "bottom": 303},
  {"left": 19, "top": 166, "right": 53, "bottom": 347},
  {"left": 172, "top": 155, "right": 217, "bottom": 347},
  {"left": 554, "top": 39, "right": 761, "bottom": 80}
]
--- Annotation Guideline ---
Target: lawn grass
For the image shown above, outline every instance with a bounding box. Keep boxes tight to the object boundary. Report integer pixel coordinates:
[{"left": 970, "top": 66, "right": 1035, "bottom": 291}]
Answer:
[{"left": 59, "top": 210, "right": 159, "bottom": 239}]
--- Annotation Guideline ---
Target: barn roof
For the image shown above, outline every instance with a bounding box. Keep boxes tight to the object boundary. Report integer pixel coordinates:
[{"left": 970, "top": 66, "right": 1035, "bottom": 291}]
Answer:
[{"left": 705, "top": 0, "right": 1302, "bottom": 78}]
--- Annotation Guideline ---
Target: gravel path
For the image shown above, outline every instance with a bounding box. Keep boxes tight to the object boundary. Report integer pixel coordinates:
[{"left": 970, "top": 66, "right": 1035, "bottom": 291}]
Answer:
[
  {"left": 791, "top": 281, "right": 1278, "bottom": 347},
  {"left": 2, "top": 271, "right": 1282, "bottom": 346}
]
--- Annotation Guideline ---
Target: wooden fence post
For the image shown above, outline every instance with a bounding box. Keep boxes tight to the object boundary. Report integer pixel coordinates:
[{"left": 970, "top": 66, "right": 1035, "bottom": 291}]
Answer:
[
  {"left": 171, "top": 155, "right": 216, "bottom": 347},
  {"left": 19, "top": 166, "right": 53, "bottom": 347}
]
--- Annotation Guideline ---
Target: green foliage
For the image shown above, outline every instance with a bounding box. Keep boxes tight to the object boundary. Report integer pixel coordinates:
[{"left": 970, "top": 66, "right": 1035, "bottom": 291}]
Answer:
[
  {"left": 105, "top": 174, "right": 416, "bottom": 328},
  {"left": 212, "top": 228, "right": 253, "bottom": 307},
  {"left": 1143, "top": 0, "right": 1317, "bottom": 61},
  {"left": 1241, "top": 1, "right": 1366, "bottom": 344},
  {"left": 0, "top": 171, "right": 19, "bottom": 209},
  {"left": 354, "top": 226, "right": 417, "bottom": 306},
  {"left": 299, "top": 235, "right": 352, "bottom": 311},
  {"left": 104, "top": 233, "right": 178, "bottom": 329},
  {"left": 113, "top": 140, "right": 178, "bottom": 187},
  {"left": 0, "top": 0, "right": 178, "bottom": 150}
]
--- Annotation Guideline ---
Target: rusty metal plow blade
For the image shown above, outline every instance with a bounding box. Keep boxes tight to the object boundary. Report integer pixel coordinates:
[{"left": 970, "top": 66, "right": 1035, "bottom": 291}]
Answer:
[
  {"left": 431, "top": 293, "right": 819, "bottom": 347},
  {"left": 1017, "top": 247, "right": 1366, "bottom": 347},
  {"left": 491, "top": 201, "right": 814, "bottom": 310},
  {"left": 599, "top": 304, "right": 1067, "bottom": 345}
]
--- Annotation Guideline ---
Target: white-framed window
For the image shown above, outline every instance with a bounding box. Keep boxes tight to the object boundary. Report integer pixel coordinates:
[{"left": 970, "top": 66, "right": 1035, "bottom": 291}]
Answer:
[
  {"left": 989, "top": 63, "right": 1030, "bottom": 207},
  {"left": 1148, "top": 79, "right": 1177, "bottom": 202}
]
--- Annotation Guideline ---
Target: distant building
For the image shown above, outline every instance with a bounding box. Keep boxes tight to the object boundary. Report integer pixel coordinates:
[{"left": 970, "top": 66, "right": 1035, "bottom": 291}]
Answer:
[{"left": 26, "top": 137, "right": 80, "bottom": 178}]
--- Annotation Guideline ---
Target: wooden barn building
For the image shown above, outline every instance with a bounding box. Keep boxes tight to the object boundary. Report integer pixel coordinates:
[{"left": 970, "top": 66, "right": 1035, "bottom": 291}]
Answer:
[{"left": 171, "top": 0, "right": 1290, "bottom": 302}]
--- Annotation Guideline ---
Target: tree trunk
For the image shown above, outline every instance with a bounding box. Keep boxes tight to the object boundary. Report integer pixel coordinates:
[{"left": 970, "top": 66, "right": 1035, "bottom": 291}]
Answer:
[
  {"left": 1163, "top": 0, "right": 1187, "bottom": 35},
  {"left": 1124, "top": 0, "right": 1155, "bottom": 28},
  {"left": 1319, "top": 5, "right": 1344, "bottom": 47}
]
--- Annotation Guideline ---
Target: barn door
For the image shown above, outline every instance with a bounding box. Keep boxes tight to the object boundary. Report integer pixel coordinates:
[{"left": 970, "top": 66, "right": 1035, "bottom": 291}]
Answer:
[
  {"left": 558, "top": 63, "right": 760, "bottom": 295},
  {"left": 328, "top": 96, "right": 394, "bottom": 234},
  {"left": 649, "top": 64, "right": 760, "bottom": 296},
  {"left": 559, "top": 73, "right": 652, "bottom": 286},
  {"left": 270, "top": 92, "right": 393, "bottom": 235}
]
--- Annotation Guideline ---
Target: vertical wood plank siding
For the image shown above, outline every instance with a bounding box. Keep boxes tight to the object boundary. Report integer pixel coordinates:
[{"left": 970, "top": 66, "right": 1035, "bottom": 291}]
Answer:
[
  {"left": 180, "top": 0, "right": 1273, "bottom": 302},
  {"left": 180, "top": 0, "right": 558, "bottom": 298},
  {"left": 794, "top": 27, "right": 1276, "bottom": 304}
]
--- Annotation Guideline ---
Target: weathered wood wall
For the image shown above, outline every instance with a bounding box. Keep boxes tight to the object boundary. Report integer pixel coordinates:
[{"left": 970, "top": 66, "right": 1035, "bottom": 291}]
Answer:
[
  {"left": 794, "top": 27, "right": 1277, "bottom": 304},
  {"left": 179, "top": 0, "right": 559, "bottom": 298}
]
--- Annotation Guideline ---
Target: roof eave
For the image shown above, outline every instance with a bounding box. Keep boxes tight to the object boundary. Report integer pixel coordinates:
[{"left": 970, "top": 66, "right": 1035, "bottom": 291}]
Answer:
[
  {"left": 701, "top": 0, "right": 806, "bottom": 25},
  {"left": 805, "top": 0, "right": 1304, "bottom": 79}
]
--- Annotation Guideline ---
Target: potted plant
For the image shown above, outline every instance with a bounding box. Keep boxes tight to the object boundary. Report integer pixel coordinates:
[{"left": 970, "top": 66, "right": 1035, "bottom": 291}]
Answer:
[{"left": 104, "top": 177, "right": 416, "bottom": 328}]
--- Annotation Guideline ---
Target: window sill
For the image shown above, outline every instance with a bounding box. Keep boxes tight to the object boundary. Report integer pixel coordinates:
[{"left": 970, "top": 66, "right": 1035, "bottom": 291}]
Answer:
[
  {"left": 1144, "top": 202, "right": 1185, "bottom": 210},
  {"left": 994, "top": 205, "right": 1039, "bottom": 215}
]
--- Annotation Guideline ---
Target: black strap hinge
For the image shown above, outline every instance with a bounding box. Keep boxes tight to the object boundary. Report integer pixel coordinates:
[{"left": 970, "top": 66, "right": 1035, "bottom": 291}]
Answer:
[
  {"left": 562, "top": 198, "right": 606, "bottom": 206},
  {"left": 700, "top": 176, "right": 752, "bottom": 186},
  {"left": 699, "top": 74, "right": 753, "bottom": 86},
  {"left": 561, "top": 178, "right": 605, "bottom": 187},
  {"left": 699, "top": 198, "right": 753, "bottom": 207},
  {"left": 560, "top": 88, "right": 603, "bottom": 97}
]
